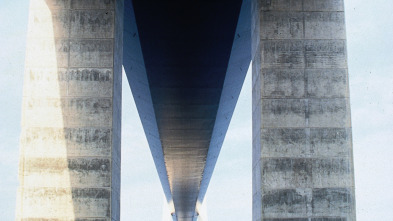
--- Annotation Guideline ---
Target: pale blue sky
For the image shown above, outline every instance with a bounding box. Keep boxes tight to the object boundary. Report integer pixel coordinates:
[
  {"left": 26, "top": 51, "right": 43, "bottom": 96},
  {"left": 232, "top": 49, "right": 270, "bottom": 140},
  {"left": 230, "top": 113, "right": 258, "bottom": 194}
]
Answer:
[{"left": 1, "top": 0, "right": 393, "bottom": 220}]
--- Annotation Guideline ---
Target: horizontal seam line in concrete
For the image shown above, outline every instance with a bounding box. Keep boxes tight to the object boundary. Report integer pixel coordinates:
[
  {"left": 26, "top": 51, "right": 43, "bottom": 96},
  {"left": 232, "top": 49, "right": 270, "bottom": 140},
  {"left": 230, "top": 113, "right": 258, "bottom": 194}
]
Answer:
[
  {"left": 259, "top": 10, "right": 345, "bottom": 12},
  {"left": 53, "top": 67, "right": 116, "bottom": 69},
  {"left": 21, "top": 126, "right": 113, "bottom": 128},
  {"left": 260, "top": 97, "right": 350, "bottom": 99},
  {"left": 30, "top": 96, "right": 116, "bottom": 98},
  {"left": 259, "top": 68, "right": 348, "bottom": 69},
  {"left": 261, "top": 216, "right": 351, "bottom": 220},
  {"left": 26, "top": 37, "right": 114, "bottom": 40},
  {"left": 258, "top": 156, "right": 352, "bottom": 159},
  {"left": 260, "top": 127, "right": 352, "bottom": 129},
  {"left": 261, "top": 186, "right": 355, "bottom": 190},
  {"left": 22, "top": 126, "right": 114, "bottom": 129},
  {"left": 23, "top": 156, "right": 114, "bottom": 158},
  {"left": 259, "top": 38, "right": 347, "bottom": 40},
  {"left": 19, "top": 187, "right": 112, "bottom": 189},
  {"left": 68, "top": 9, "right": 115, "bottom": 11},
  {"left": 261, "top": 11, "right": 345, "bottom": 13},
  {"left": 259, "top": 97, "right": 350, "bottom": 99}
]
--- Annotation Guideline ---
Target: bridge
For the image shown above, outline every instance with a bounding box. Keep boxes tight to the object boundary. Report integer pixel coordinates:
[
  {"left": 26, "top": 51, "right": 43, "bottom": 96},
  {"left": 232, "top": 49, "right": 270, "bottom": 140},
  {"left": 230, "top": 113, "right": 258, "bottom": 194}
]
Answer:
[{"left": 16, "top": 0, "right": 356, "bottom": 221}]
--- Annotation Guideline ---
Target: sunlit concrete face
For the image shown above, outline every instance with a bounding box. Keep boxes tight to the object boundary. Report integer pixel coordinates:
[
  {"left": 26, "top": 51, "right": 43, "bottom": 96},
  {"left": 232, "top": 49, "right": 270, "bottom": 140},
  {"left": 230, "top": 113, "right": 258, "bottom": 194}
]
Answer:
[{"left": 17, "top": 0, "right": 123, "bottom": 220}]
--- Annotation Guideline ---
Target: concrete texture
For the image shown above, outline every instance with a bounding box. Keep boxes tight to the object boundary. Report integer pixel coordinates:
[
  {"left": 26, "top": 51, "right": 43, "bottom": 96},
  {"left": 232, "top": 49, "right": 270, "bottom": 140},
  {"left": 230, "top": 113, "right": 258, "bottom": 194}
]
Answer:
[
  {"left": 16, "top": 0, "right": 356, "bottom": 220},
  {"left": 16, "top": 0, "right": 123, "bottom": 220},
  {"left": 252, "top": 0, "right": 356, "bottom": 220}
]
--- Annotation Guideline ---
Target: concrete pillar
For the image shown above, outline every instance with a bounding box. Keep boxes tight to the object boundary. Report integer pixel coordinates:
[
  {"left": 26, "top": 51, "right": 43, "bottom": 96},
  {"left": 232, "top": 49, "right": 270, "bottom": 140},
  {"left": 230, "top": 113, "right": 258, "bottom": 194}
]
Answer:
[
  {"left": 16, "top": 0, "right": 123, "bottom": 220},
  {"left": 252, "top": 0, "right": 356, "bottom": 220}
]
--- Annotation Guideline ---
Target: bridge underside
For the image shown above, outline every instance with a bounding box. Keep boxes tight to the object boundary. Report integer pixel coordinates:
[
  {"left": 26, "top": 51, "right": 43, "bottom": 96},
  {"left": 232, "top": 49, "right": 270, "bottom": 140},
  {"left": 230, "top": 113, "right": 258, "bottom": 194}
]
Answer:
[
  {"left": 17, "top": 0, "right": 356, "bottom": 221},
  {"left": 124, "top": 0, "right": 251, "bottom": 219}
]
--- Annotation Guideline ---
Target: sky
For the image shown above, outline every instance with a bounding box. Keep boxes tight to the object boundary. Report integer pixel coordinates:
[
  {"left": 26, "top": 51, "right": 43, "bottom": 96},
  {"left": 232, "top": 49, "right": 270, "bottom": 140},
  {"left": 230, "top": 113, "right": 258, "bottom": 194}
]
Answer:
[{"left": 0, "top": 0, "right": 393, "bottom": 220}]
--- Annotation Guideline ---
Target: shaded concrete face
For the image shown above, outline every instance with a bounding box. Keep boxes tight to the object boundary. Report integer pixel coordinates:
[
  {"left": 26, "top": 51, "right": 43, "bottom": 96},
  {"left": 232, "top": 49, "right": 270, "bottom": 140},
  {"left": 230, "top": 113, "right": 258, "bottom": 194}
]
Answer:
[
  {"left": 16, "top": 0, "right": 123, "bottom": 220},
  {"left": 252, "top": 0, "right": 356, "bottom": 220}
]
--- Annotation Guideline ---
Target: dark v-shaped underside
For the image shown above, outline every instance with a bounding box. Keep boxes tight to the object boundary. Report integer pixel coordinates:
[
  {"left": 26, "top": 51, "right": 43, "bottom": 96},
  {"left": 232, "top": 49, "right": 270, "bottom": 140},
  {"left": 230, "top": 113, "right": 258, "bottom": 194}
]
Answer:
[{"left": 123, "top": 0, "right": 251, "bottom": 220}]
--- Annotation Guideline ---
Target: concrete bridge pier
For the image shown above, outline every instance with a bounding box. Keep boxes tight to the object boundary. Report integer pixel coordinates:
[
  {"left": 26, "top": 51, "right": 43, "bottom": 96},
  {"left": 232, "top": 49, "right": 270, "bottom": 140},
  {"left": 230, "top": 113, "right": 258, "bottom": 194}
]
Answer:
[
  {"left": 15, "top": 0, "right": 357, "bottom": 220},
  {"left": 16, "top": 0, "right": 123, "bottom": 220},
  {"left": 252, "top": 0, "right": 356, "bottom": 220}
]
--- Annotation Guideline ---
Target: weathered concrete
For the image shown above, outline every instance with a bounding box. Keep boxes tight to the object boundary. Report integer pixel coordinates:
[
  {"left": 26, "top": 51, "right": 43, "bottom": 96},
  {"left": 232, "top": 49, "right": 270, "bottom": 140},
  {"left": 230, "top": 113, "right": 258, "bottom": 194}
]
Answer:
[
  {"left": 16, "top": 0, "right": 123, "bottom": 220},
  {"left": 252, "top": 0, "right": 356, "bottom": 220},
  {"left": 16, "top": 0, "right": 357, "bottom": 220}
]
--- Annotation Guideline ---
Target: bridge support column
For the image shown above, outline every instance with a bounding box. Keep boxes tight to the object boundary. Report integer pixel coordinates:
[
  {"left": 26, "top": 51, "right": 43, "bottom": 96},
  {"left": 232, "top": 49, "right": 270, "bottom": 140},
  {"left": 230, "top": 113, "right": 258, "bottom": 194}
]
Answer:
[
  {"left": 16, "top": 0, "right": 123, "bottom": 220},
  {"left": 252, "top": 0, "right": 356, "bottom": 220}
]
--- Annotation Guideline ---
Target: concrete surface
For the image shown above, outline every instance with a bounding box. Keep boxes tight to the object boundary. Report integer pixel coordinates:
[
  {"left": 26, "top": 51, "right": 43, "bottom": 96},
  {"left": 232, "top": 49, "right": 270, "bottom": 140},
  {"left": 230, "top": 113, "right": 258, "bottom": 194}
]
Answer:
[
  {"left": 16, "top": 0, "right": 123, "bottom": 220},
  {"left": 16, "top": 0, "right": 356, "bottom": 220},
  {"left": 252, "top": 0, "right": 356, "bottom": 220}
]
